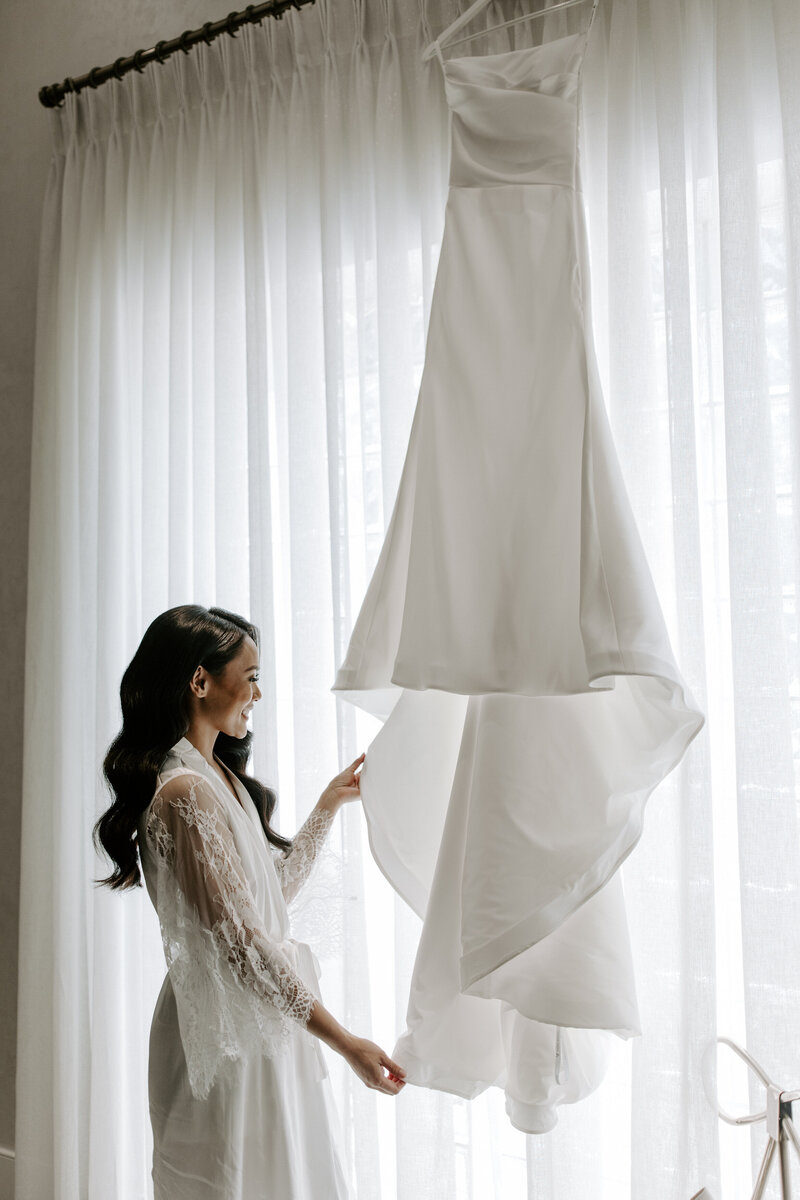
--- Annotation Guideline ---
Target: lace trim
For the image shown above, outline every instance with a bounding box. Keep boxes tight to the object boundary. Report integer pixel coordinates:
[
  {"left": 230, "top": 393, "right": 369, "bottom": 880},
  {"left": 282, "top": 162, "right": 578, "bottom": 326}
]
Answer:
[
  {"left": 273, "top": 806, "right": 336, "bottom": 904},
  {"left": 274, "top": 805, "right": 345, "bottom": 961},
  {"left": 143, "top": 774, "right": 318, "bottom": 1100}
]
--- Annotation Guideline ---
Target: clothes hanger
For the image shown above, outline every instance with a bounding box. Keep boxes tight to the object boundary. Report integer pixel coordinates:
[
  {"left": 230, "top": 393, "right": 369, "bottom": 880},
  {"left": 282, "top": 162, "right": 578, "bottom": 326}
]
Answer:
[{"left": 421, "top": 0, "right": 592, "bottom": 64}]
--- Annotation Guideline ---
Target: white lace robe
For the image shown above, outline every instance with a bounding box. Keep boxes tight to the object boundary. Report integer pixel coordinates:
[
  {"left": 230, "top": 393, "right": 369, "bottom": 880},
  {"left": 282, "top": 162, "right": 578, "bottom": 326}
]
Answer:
[{"left": 137, "top": 735, "right": 349, "bottom": 1200}]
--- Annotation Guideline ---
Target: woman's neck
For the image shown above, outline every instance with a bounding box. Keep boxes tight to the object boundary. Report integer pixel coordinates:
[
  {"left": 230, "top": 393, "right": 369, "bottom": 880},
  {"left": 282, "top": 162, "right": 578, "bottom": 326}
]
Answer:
[{"left": 182, "top": 719, "right": 219, "bottom": 767}]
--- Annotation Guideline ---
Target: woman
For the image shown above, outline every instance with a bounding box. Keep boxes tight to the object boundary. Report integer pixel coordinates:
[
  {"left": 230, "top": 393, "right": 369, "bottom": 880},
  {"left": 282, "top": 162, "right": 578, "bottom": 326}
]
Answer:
[{"left": 94, "top": 604, "right": 405, "bottom": 1199}]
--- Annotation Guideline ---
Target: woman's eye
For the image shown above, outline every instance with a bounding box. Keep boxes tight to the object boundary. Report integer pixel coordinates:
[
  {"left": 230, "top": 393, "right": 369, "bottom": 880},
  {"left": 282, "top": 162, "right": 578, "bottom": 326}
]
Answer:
[{"left": 250, "top": 675, "right": 260, "bottom": 682}]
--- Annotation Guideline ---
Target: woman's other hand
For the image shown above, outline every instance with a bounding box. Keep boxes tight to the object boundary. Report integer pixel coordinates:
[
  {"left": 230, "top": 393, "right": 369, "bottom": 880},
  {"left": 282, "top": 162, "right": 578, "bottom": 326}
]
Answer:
[
  {"left": 307, "top": 1000, "right": 406, "bottom": 1095},
  {"left": 318, "top": 752, "right": 365, "bottom": 812},
  {"left": 340, "top": 1033, "right": 407, "bottom": 1095}
]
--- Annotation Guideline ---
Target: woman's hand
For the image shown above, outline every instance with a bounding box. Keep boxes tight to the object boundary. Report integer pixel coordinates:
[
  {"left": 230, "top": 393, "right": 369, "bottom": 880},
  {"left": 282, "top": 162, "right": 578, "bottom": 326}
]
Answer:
[
  {"left": 340, "top": 1033, "right": 407, "bottom": 1095},
  {"left": 307, "top": 1000, "right": 405, "bottom": 1094},
  {"left": 318, "top": 752, "right": 365, "bottom": 813}
]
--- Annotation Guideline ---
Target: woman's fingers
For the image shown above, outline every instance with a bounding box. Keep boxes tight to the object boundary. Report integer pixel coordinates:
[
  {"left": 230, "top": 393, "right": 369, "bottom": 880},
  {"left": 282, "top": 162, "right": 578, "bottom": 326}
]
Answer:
[
  {"left": 376, "top": 1073, "right": 405, "bottom": 1094},
  {"left": 331, "top": 752, "right": 365, "bottom": 785},
  {"left": 327, "top": 752, "right": 365, "bottom": 801},
  {"left": 344, "top": 1036, "right": 406, "bottom": 1095},
  {"left": 381, "top": 1054, "right": 406, "bottom": 1078},
  {"left": 380, "top": 1053, "right": 407, "bottom": 1090}
]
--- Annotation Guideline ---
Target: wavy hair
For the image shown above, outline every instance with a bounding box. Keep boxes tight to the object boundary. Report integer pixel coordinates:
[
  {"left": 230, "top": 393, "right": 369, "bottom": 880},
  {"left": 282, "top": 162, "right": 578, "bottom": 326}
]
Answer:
[{"left": 93, "top": 604, "right": 291, "bottom": 891}]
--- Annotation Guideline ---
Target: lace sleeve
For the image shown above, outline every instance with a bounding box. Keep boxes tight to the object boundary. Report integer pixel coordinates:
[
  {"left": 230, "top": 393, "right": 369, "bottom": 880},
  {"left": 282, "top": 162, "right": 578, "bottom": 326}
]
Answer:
[
  {"left": 144, "top": 771, "right": 318, "bottom": 1100},
  {"left": 273, "top": 805, "right": 336, "bottom": 905}
]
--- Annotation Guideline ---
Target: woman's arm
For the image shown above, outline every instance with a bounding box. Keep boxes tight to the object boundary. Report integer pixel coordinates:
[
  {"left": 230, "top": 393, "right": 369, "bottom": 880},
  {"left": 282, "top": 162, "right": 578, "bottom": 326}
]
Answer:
[
  {"left": 306, "top": 999, "right": 406, "bottom": 1094},
  {"left": 273, "top": 753, "right": 365, "bottom": 904},
  {"left": 273, "top": 803, "right": 337, "bottom": 905}
]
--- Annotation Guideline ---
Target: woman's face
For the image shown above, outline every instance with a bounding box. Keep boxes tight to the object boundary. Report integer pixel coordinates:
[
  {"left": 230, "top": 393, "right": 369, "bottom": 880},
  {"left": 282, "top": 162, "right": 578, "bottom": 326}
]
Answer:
[{"left": 197, "top": 634, "right": 262, "bottom": 739}]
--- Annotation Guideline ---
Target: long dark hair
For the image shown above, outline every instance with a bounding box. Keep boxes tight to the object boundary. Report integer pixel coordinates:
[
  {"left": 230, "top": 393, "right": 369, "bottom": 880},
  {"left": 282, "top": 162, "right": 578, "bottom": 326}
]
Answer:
[{"left": 93, "top": 604, "right": 292, "bottom": 891}]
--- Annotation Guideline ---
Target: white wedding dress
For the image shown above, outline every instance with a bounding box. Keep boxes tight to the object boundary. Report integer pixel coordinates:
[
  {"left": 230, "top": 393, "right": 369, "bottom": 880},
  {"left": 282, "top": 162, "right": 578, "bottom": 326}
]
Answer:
[
  {"left": 137, "top": 736, "right": 350, "bottom": 1199},
  {"left": 333, "top": 10, "right": 706, "bottom": 1133}
]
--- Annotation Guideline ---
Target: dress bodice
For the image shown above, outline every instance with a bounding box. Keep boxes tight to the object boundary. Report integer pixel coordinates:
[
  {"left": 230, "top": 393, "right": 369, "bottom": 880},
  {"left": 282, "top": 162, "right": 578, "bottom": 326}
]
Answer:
[{"left": 442, "top": 31, "right": 588, "bottom": 189}]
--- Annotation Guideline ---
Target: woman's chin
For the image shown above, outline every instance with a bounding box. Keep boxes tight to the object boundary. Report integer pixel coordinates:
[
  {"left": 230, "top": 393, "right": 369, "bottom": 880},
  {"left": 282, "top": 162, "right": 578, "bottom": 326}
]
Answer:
[{"left": 222, "top": 717, "right": 249, "bottom": 740}]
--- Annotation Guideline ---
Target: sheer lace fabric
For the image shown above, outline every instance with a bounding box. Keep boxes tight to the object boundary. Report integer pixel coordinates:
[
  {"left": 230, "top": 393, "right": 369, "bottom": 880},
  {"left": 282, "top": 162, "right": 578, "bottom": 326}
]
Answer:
[
  {"left": 144, "top": 771, "right": 330, "bottom": 1100},
  {"left": 272, "top": 805, "right": 336, "bottom": 904}
]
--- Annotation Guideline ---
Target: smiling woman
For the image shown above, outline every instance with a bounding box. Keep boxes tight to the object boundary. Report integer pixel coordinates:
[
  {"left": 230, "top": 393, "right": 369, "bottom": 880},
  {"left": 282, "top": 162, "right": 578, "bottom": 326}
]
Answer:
[
  {"left": 180, "top": 628, "right": 265, "bottom": 788},
  {"left": 94, "top": 605, "right": 294, "bottom": 889},
  {"left": 92, "top": 604, "right": 404, "bottom": 1199}
]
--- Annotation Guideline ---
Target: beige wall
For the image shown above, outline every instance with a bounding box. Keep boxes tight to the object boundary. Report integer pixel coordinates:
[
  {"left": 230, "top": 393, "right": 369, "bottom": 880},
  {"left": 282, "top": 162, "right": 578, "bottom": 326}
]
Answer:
[{"left": 0, "top": 3, "right": 238, "bottom": 1194}]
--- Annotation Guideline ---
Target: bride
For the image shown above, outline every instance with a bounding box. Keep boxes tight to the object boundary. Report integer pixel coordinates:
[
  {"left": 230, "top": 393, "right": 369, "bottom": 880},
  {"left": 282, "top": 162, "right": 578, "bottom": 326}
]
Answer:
[{"left": 94, "top": 603, "right": 405, "bottom": 1199}]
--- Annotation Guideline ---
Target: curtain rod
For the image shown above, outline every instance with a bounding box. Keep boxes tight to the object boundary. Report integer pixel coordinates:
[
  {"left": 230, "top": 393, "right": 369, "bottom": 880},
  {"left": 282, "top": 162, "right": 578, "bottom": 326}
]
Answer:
[{"left": 38, "top": 0, "right": 317, "bottom": 109}]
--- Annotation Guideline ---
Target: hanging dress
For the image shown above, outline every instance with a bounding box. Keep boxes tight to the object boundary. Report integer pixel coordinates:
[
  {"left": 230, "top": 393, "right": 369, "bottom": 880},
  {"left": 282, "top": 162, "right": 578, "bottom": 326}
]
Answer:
[
  {"left": 137, "top": 735, "right": 350, "bottom": 1198},
  {"left": 332, "top": 5, "right": 705, "bottom": 1134}
]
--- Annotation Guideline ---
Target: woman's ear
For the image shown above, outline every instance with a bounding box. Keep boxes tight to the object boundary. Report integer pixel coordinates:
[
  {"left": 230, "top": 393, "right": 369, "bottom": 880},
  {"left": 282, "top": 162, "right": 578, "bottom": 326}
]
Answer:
[{"left": 189, "top": 664, "right": 209, "bottom": 699}]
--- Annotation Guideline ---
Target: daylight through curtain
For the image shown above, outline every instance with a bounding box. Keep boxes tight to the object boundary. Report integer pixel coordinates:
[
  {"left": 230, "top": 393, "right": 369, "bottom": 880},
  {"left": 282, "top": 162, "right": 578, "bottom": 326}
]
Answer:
[{"left": 17, "top": 0, "right": 799, "bottom": 1196}]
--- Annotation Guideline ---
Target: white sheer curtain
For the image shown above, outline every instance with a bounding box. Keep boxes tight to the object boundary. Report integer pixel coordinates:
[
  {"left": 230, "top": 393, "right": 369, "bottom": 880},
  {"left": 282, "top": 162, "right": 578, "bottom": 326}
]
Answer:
[{"left": 16, "top": 0, "right": 798, "bottom": 1196}]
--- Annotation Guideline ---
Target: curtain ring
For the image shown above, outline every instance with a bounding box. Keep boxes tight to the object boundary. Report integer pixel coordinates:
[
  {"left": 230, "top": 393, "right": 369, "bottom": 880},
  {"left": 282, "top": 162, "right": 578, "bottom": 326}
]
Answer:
[
  {"left": 244, "top": 4, "right": 263, "bottom": 24},
  {"left": 201, "top": 22, "right": 216, "bottom": 45},
  {"left": 111, "top": 56, "right": 127, "bottom": 80},
  {"left": 132, "top": 49, "right": 147, "bottom": 73},
  {"left": 226, "top": 12, "right": 241, "bottom": 37},
  {"left": 178, "top": 30, "right": 194, "bottom": 54},
  {"left": 88, "top": 66, "right": 104, "bottom": 89},
  {"left": 154, "top": 40, "right": 170, "bottom": 63}
]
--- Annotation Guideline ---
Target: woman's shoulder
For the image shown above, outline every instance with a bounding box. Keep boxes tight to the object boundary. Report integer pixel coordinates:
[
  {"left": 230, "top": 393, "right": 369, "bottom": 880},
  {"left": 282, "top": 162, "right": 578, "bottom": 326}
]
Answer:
[
  {"left": 142, "top": 769, "right": 230, "bottom": 855},
  {"left": 144, "top": 743, "right": 243, "bottom": 846},
  {"left": 138, "top": 768, "right": 207, "bottom": 860},
  {"left": 150, "top": 766, "right": 214, "bottom": 811},
  {"left": 155, "top": 740, "right": 208, "bottom": 789},
  {"left": 154, "top": 764, "right": 205, "bottom": 791}
]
